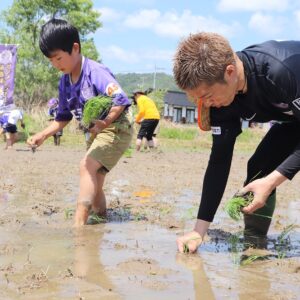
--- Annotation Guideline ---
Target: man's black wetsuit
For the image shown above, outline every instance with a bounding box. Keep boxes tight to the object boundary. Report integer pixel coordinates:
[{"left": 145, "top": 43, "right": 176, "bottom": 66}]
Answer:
[{"left": 198, "top": 40, "right": 300, "bottom": 222}]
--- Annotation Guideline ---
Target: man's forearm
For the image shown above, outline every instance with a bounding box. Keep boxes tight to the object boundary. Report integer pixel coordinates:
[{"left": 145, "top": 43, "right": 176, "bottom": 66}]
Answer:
[
  {"left": 265, "top": 170, "right": 287, "bottom": 190},
  {"left": 194, "top": 219, "right": 211, "bottom": 238}
]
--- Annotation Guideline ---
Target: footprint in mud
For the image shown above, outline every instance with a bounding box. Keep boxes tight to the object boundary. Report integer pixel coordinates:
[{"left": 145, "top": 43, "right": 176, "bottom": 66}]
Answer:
[{"left": 31, "top": 203, "right": 60, "bottom": 216}]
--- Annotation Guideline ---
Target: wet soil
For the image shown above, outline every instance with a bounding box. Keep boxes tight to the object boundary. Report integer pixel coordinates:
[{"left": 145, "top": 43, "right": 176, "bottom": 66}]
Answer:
[{"left": 0, "top": 144, "right": 300, "bottom": 299}]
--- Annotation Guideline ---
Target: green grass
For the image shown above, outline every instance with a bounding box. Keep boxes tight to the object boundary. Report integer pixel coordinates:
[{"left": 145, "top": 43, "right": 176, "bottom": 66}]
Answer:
[
  {"left": 123, "top": 147, "right": 134, "bottom": 158},
  {"left": 3, "top": 108, "right": 269, "bottom": 153},
  {"left": 159, "top": 127, "right": 199, "bottom": 140}
]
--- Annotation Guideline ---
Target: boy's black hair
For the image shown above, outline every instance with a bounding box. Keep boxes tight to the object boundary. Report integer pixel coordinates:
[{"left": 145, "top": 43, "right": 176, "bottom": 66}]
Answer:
[{"left": 39, "top": 19, "right": 81, "bottom": 57}]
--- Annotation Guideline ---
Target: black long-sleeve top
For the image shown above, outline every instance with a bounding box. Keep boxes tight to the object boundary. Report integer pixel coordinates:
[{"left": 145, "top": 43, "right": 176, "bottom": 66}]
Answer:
[{"left": 198, "top": 40, "right": 300, "bottom": 222}]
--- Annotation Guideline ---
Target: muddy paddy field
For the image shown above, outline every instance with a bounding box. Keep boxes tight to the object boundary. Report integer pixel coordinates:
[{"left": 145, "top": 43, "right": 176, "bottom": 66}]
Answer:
[{"left": 0, "top": 141, "right": 300, "bottom": 299}]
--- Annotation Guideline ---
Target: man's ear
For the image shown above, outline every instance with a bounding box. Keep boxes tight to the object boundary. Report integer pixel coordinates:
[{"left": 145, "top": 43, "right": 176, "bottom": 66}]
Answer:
[{"left": 224, "top": 64, "right": 237, "bottom": 82}]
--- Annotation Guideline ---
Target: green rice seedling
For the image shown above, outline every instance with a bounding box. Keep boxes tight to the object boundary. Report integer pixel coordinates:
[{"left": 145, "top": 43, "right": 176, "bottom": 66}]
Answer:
[
  {"left": 183, "top": 243, "right": 189, "bottom": 254},
  {"left": 81, "top": 96, "right": 112, "bottom": 130},
  {"left": 277, "top": 224, "right": 296, "bottom": 243},
  {"left": 88, "top": 213, "right": 106, "bottom": 224},
  {"left": 65, "top": 208, "right": 75, "bottom": 220},
  {"left": 181, "top": 206, "right": 198, "bottom": 221},
  {"left": 225, "top": 192, "right": 254, "bottom": 221},
  {"left": 182, "top": 237, "right": 202, "bottom": 254},
  {"left": 228, "top": 231, "right": 243, "bottom": 253},
  {"left": 240, "top": 254, "right": 266, "bottom": 266},
  {"left": 64, "top": 208, "right": 75, "bottom": 220},
  {"left": 225, "top": 191, "right": 273, "bottom": 221},
  {"left": 275, "top": 224, "right": 296, "bottom": 259}
]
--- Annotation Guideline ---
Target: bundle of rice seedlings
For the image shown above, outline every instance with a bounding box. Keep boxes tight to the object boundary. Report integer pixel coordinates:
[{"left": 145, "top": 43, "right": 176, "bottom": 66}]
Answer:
[
  {"left": 81, "top": 95, "right": 112, "bottom": 130},
  {"left": 225, "top": 192, "right": 254, "bottom": 221}
]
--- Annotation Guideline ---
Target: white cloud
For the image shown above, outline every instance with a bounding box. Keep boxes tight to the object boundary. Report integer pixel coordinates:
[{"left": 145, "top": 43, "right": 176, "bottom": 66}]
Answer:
[
  {"left": 218, "top": 0, "right": 290, "bottom": 12},
  {"left": 97, "top": 7, "right": 122, "bottom": 23},
  {"left": 124, "top": 9, "right": 241, "bottom": 38},
  {"left": 294, "top": 10, "right": 300, "bottom": 26},
  {"left": 143, "top": 49, "right": 174, "bottom": 61},
  {"left": 101, "top": 45, "right": 140, "bottom": 63},
  {"left": 100, "top": 45, "right": 173, "bottom": 65},
  {"left": 123, "top": 9, "right": 160, "bottom": 28},
  {"left": 248, "top": 12, "right": 285, "bottom": 36}
]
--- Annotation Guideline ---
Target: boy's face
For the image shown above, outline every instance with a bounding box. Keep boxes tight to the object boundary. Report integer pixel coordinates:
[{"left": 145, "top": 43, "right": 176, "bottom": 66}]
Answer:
[{"left": 48, "top": 43, "right": 80, "bottom": 74}]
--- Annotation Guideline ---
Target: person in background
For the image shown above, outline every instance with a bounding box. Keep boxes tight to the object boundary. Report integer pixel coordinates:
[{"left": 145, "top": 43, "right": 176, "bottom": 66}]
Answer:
[
  {"left": 173, "top": 32, "right": 300, "bottom": 253},
  {"left": 0, "top": 109, "right": 25, "bottom": 150},
  {"left": 132, "top": 89, "right": 160, "bottom": 151},
  {"left": 47, "top": 98, "right": 63, "bottom": 146},
  {"left": 27, "top": 19, "right": 133, "bottom": 226}
]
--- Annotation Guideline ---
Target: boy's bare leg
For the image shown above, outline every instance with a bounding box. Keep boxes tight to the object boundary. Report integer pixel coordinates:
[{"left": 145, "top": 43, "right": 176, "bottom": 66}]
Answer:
[
  {"left": 92, "top": 172, "right": 107, "bottom": 216},
  {"left": 74, "top": 155, "right": 101, "bottom": 226},
  {"left": 5, "top": 133, "right": 12, "bottom": 149},
  {"left": 11, "top": 133, "right": 17, "bottom": 146},
  {"left": 136, "top": 138, "right": 142, "bottom": 151},
  {"left": 147, "top": 139, "right": 154, "bottom": 148},
  {"left": 142, "top": 137, "right": 148, "bottom": 150}
]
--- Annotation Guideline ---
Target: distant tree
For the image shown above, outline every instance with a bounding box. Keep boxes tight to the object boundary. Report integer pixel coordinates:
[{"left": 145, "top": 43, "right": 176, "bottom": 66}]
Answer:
[
  {"left": 116, "top": 72, "right": 180, "bottom": 96},
  {"left": 147, "top": 89, "right": 166, "bottom": 114},
  {"left": 0, "top": 0, "right": 101, "bottom": 108}
]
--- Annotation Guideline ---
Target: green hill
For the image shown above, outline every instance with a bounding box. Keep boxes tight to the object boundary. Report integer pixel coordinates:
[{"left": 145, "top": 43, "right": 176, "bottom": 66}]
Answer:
[{"left": 115, "top": 72, "right": 180, "bottom": 95}]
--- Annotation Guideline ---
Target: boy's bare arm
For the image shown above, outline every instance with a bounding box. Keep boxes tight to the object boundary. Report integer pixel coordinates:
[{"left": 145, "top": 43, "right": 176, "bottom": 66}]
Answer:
[
  {"left": 27, "top": 120, "right": 69, "bottom": 147},
  {"left": 89, "top": 105, "right": 125, "bottom": 134}
]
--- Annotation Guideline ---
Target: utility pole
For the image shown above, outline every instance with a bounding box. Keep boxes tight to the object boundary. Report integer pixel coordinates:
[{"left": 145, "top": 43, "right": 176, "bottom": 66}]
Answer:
[{"left": 153, "top": 64, "right": 165, "bottom": 90}]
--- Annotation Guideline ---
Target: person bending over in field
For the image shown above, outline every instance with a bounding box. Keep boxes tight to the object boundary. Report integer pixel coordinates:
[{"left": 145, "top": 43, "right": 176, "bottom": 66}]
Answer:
[
  {"left": 27, "top": 19, "right": 133, "bottom": 226},
  {"left": 132, "top": 89, "right": 160, "bottom": 151},
  {"left": 47, "top": 98, "right": 63, "bottom": 146},
  {"left": 173, "top": 32, "right": 300, "bottom": 253},
  {"left": 0, "top": 109, "right": 25, "bottom": 150}
]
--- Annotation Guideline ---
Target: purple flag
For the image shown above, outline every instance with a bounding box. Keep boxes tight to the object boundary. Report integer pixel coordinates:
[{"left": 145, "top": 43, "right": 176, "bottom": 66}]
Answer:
[{"left": 0, "top": 45, "right": 18, "bottom": 112}]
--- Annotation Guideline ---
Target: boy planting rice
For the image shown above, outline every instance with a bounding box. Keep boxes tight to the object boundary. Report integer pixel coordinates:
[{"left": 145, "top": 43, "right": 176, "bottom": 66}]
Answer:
[{"left": 27, "top": 19, "right": 133, "bottom": 226}]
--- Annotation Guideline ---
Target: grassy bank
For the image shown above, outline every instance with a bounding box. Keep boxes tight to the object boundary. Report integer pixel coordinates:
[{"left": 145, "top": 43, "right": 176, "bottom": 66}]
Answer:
[{"left": 1, "top": 108, "right": 267, "bottom": 152}]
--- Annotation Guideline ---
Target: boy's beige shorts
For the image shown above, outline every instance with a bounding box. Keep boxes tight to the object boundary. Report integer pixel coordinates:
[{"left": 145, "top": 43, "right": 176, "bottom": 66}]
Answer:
[{"left": 86, "top": 110, "right": 133, "bottom": 173}]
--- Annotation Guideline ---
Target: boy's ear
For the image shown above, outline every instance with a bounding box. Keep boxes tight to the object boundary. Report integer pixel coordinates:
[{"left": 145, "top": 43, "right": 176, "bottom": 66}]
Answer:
[{"left": 73, "top": 43, "right": 80, "bottom": 53}]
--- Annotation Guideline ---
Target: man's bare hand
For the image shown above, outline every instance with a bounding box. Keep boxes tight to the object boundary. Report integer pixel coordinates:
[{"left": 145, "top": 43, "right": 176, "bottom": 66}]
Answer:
[{"left": 177, "top": 231, "right": 202, "bottom": 254}]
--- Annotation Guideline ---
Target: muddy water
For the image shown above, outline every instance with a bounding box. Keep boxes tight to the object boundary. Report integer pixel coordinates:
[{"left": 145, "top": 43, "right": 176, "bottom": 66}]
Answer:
[{"left": 0, "top": 145, "right": 300, "bottom": 299}]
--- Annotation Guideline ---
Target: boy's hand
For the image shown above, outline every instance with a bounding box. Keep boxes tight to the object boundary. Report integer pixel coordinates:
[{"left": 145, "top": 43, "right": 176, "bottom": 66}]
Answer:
[
  {"left": 27, "top": 132, "right": 46, "bottom": 148},
  {"left": 89, "top": 120, "right": 107, "bottom": 135},
  {"left": 177, "top": 231, "right": 202, "bottom": 253}
]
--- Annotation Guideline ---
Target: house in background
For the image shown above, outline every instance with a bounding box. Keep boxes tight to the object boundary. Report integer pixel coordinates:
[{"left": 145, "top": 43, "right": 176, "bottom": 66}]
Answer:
[{"left": 163, "top": 90, "right": 197, "bottom": 123}]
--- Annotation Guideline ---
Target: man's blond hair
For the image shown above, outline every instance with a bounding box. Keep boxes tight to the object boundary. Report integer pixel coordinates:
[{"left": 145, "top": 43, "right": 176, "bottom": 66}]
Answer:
[{"left": 173, "top": 32, "right": 235, "bottom": 90}]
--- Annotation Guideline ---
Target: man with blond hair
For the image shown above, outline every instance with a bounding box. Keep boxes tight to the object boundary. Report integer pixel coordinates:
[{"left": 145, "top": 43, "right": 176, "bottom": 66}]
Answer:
[{"left": 173, "top": 32, "right": 300, "bottom": 253}]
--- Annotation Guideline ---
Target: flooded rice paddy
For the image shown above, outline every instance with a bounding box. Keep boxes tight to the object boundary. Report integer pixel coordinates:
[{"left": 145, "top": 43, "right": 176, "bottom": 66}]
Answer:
[{"left": 0, "top": 145, "right": 300, "bottom": 299}]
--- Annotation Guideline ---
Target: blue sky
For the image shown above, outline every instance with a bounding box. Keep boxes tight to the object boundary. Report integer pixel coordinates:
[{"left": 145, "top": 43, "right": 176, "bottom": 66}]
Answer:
[{"left": 2, "top": 0, "right": 300, "bottom": 74}]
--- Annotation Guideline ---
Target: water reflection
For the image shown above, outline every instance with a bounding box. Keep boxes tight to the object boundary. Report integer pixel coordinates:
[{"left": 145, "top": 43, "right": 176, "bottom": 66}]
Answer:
[
  {"left": 73, "top": 226, "right": 119, "bottom": 298},
  {"left": 176, "top": 254, "right": 215, "bottom": 300}
]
